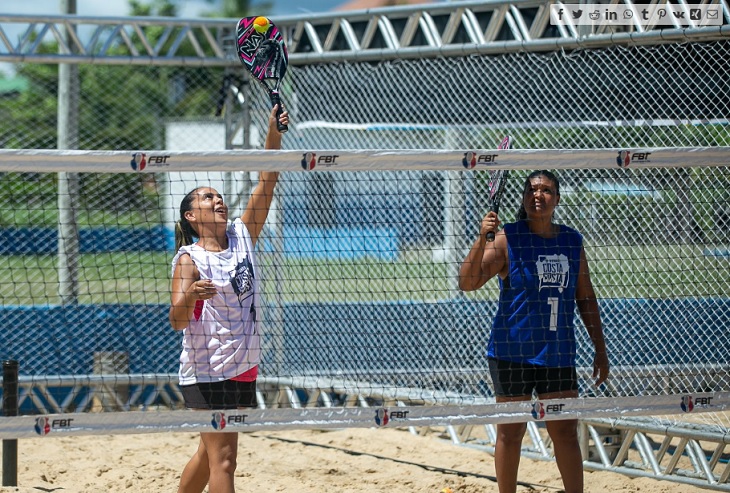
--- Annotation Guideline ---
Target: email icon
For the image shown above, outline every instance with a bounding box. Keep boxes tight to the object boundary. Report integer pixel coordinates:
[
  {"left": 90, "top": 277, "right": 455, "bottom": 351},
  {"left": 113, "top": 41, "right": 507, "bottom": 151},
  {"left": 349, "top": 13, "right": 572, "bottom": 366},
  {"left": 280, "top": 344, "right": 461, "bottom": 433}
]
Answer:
[{"left": 707, "top": 9, "right": 719, "bottom": 19}]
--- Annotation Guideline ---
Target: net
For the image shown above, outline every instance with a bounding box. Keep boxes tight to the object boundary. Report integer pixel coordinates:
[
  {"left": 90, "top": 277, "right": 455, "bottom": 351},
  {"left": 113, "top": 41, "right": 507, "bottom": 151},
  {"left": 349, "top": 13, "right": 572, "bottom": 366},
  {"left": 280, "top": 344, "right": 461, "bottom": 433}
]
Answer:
[
  {"left": 0, "top": 148, "right": 729, "bottom": 438},
  {"left": 0, "top": 27, "right": 729, "bottom": 441}
]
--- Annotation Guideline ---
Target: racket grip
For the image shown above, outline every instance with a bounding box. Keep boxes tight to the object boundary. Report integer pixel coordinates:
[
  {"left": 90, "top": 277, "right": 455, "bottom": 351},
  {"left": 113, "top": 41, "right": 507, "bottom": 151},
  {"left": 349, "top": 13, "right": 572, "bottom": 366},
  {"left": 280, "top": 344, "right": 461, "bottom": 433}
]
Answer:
[
  {"left": 485, "top": 206, "right": 498, "bottom": 242},
  {"left": 269, "top": 91, "right": 288, "bottom": 133}
]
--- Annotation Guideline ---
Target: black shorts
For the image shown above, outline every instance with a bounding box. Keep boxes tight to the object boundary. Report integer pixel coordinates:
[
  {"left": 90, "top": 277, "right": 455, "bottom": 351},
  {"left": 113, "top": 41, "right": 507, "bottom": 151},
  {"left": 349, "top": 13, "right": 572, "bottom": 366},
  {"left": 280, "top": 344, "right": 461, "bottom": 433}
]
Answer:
[
  {"left": 488, "top": 358, "right": 578, "bottom": 398},
  {"left": 180, "top": 379, "right": 258, "bottom": 410}
]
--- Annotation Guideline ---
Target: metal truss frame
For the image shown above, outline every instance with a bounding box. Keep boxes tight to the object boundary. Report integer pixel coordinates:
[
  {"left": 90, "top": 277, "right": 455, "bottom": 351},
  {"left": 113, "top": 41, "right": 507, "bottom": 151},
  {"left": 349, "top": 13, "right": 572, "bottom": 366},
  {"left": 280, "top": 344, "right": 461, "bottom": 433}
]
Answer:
[
  {"left": 434, "top": 418, "right": 730, "bottom": 491},
  {"left": 580, "top": 418, "right": 730, "bottom": 491},
  {"left": 1, "top": 0, "right": 729, "bottom": 66}
]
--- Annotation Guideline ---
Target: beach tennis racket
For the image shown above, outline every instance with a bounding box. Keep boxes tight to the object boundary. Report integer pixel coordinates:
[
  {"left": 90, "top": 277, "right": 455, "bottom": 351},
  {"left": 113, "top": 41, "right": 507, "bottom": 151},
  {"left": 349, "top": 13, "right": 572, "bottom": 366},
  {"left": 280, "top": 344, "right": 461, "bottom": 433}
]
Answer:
[
  {"left": 485, "top": 135, "right": 514, "bottom": 242},
  {"left": 236, "top": 16, "right": 289, "bottom": 133}
]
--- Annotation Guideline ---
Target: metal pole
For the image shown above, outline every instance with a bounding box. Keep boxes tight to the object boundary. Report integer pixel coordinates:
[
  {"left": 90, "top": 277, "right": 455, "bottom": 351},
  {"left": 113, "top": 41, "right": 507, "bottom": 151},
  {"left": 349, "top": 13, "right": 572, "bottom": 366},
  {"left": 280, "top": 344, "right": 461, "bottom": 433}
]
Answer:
[
  {"left": 2, "top": 360, "right": 19, "bottom": 486},
  {"left": 57, "top": 0, "right": 80, "bottom": 305}
]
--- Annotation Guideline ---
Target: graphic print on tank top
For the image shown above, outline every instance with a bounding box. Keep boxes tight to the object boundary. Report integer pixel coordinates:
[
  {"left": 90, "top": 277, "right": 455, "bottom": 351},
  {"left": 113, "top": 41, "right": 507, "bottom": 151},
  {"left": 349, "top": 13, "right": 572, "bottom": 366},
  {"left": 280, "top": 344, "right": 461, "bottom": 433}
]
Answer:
[
  {"left": 536, "top": 254, "right": 570, "bottom": 293},
  {"left": 230, "top": 256, "right": 255, "bottom": 306}
]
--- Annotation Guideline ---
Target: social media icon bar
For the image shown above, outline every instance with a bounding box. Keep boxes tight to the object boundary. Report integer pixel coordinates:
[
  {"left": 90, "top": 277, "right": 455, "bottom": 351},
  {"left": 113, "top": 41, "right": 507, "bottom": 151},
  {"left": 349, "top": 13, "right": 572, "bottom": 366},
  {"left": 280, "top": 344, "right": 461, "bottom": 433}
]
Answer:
[{"left": 550, "top": 4, "right": 723, "bottom": 26}]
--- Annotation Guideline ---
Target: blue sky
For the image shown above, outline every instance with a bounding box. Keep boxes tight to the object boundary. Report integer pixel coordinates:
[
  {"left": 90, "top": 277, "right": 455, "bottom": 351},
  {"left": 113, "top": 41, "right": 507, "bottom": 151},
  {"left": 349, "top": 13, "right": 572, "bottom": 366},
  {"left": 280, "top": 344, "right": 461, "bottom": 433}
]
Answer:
[{"left": 0, "top": 0, "right": 346, "bottom": 18}]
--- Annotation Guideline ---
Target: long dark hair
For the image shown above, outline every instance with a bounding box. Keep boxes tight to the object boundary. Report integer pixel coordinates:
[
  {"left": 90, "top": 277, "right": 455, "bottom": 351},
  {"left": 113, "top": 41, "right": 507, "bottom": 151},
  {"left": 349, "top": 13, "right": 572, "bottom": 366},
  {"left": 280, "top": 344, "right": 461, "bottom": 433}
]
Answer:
[
  {"left": 516, "top": 170, "right": 560, "bottom": 221},
  {"left": 174, "top": 188, "right": 201, "bottom": 252}
]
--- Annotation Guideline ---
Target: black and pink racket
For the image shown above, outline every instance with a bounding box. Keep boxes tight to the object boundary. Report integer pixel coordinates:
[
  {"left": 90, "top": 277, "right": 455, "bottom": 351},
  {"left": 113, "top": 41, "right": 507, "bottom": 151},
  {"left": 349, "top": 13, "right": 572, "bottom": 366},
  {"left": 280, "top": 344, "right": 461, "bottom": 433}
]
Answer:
[
  {"left": 485, "top": 136, "right": 514, "bottom": 242},
  {"left": 236, "top": 16, "right": 289, "bottom": 133}
]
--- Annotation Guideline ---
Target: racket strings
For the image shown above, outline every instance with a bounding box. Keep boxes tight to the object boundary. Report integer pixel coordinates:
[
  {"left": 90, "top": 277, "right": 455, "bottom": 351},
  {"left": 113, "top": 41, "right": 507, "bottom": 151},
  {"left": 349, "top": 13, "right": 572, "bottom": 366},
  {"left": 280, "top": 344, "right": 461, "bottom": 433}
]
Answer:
[
  {"left": 253, "top": 40, "right": 287, "bottom": 81},
  {"left": 488, "top": 171, "right": 506, "bottom": 199}
]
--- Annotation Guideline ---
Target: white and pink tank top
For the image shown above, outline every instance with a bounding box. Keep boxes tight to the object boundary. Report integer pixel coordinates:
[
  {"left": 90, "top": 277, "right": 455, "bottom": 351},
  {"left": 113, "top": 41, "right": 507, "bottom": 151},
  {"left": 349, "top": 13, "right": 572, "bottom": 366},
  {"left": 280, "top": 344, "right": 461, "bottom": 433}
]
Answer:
[{"left": 171, "top": 218, "right": 261, "bottom": 385}]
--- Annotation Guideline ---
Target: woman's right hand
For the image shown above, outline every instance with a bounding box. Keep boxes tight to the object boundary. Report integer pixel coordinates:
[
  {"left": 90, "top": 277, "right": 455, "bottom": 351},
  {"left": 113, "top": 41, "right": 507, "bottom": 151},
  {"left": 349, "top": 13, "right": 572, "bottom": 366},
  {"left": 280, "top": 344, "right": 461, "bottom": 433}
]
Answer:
[{"left": 480, "top": 211, "right": 501, "bottom": 240}]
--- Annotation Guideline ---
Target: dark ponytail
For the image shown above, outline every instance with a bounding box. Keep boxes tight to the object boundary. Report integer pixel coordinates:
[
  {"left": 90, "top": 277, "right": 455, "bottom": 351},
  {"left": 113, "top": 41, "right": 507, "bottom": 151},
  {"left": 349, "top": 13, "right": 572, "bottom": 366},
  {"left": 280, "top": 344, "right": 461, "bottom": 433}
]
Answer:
[
  {"left": 174, "top": 188, "right": 200, "bottom": 252},
  {"left": 516, "top": 170, "right": 560, "bottom": 221}
]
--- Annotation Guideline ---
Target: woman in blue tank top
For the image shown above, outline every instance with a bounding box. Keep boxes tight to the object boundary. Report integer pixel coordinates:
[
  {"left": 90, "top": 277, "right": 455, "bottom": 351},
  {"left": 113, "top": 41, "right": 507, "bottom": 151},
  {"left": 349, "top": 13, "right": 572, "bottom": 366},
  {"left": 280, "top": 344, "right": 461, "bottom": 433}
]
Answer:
[{"left": 459, "top": 170, "right": 609, "bottom": 493}]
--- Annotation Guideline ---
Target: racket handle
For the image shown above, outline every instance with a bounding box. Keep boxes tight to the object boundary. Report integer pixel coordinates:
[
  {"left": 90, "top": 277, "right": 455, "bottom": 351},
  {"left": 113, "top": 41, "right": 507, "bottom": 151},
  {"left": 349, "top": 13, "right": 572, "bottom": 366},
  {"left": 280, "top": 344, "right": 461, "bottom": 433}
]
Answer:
[
  {"left": 485, "top": 206, "right": 499, "bottom": 242},
  {"left": 269, "top": 91, "right": 288, "bottom": 133}
]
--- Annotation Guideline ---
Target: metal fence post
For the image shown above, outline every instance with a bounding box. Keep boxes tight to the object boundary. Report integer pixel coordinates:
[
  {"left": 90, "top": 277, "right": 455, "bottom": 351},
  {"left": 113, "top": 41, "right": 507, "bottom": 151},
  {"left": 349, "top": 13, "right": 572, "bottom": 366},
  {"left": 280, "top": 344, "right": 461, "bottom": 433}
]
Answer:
[{"left": 2, "top": 360, "right": 19, "bottom": 486}]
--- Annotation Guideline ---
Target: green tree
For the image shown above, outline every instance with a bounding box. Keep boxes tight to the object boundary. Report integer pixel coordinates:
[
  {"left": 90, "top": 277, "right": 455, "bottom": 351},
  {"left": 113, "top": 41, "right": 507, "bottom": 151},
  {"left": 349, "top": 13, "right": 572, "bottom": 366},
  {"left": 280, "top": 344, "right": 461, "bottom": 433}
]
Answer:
[
  {"left": 129, "top": 0, "right": 178, "bottom": 17},
  {"left": 203, "top": 0, "right": 268, "bottom": 18}
]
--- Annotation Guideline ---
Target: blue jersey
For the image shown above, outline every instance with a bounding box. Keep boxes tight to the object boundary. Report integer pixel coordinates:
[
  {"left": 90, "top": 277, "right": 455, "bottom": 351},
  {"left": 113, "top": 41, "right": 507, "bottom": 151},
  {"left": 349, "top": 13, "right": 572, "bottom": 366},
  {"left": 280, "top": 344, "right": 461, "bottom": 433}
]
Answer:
[{"left": 487, "top": 220, "right": 583, "bottom": 367}]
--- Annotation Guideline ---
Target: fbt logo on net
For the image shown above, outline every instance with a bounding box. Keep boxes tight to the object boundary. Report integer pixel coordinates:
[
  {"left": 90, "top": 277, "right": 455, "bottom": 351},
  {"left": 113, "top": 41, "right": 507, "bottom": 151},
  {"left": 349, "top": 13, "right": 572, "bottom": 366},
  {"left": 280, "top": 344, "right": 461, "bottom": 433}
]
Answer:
[{"left": 550, "top": 4, "right": 723, "bottom": 26}]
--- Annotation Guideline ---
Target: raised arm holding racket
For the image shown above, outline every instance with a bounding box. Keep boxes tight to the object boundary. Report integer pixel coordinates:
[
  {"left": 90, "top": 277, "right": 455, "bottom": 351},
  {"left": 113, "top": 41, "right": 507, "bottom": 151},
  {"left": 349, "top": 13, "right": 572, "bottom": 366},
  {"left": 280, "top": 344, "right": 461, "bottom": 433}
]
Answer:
[{"left": 170, "top": 18, "right": 289, "bottom": 490}]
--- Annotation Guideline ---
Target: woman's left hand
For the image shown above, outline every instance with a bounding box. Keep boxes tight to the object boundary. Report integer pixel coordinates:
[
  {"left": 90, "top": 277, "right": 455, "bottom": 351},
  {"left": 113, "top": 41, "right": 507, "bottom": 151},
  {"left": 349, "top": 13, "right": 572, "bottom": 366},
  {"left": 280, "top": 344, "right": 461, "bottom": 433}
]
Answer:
[
  {"left": 269, "top": 104, "right": 289, "bottom": 132},
  {"left": 593, "top": 351, "right": 610, "bottom": 387}
]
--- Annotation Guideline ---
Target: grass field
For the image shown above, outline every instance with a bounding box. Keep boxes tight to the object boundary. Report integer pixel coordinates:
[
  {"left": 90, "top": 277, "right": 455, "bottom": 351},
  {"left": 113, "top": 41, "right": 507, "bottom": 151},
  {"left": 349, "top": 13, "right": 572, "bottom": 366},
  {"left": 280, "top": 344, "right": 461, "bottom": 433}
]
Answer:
[
  {"left": 3, "top": 252, "right": 171, "bottom": 305},
  {"left": 1, "top": 244, "right": 728, "bottom": 306}
]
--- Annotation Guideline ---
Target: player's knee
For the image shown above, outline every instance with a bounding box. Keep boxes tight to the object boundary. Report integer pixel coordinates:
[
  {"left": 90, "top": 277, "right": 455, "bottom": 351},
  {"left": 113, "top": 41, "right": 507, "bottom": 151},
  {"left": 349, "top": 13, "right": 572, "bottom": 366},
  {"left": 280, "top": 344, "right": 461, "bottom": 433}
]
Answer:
[
  {"left": 226, "top": 458, "right": 238, "bottom": 475},
  {"left": 214, "top": 456, "right": 237, "bottom": 476},
  {"left": 497, "top": 423, "right": 527, "bottom": 445},
  {"left": 547, "top": 420, "right": 579, "bottom": 442}
]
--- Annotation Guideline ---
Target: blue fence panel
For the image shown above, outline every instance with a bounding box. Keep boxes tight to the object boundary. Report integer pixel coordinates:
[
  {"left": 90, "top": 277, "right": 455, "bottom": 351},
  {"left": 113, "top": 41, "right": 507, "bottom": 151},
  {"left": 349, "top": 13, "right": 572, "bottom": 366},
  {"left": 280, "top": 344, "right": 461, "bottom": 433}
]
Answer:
[
  {"left": 1, "top": 298, "right": 728, "bottom": 376},
  {"left": 0, "top": 227, "right": 171, "bottom": 254},
  {"left": 280, "top": 226, "right": 399, "bottom": 260},
  {"left": 0, "top": 305, "right": 178, "bottom": 375}
]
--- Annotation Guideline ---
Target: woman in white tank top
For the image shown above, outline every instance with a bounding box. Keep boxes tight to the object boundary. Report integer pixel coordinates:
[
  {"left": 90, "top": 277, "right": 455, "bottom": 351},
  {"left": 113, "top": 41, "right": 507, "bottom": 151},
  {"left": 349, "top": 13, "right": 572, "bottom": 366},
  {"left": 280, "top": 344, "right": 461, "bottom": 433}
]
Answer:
[{"left": 169, "top": 104, "right": 289, "bottom": 493}]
